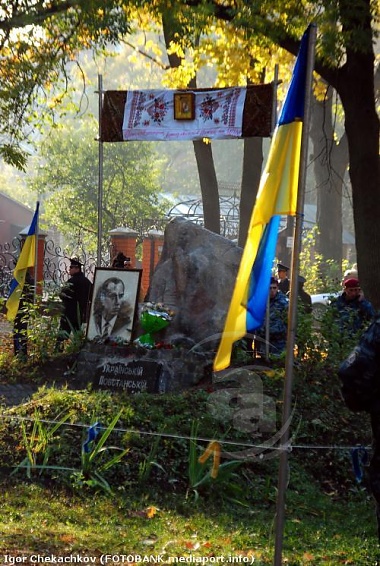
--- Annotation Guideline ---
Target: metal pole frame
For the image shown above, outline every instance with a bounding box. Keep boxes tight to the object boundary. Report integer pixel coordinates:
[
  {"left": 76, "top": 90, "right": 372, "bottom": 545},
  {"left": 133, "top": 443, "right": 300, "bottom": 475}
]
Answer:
[
  {"left": 97, "top": 74, "right": 104, "bottom": 267},
  {"left": 273, "top": 24, "right": 317, "bottom": 566},
  {"left": 271, "top": 64, "right": 279, "bottom": 131},
  {"left": 264, "top": 64, "right": 280, "bottom": 361},
  {"left": 33, "top": 200, "right": 40, "bottom": 303}
]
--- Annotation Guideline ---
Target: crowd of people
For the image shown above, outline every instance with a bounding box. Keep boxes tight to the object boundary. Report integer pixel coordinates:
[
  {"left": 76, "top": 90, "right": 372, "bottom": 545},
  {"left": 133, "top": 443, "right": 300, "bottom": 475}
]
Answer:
[
  {"left": 253, "top": 262, "right": 313, "bottom": 358},
  {"left": 251, "top": 261, "right": 376, "bottom": 359},
  {"left": 15, "top": 256, "right": 375, "bottom": 361},
  {"left": 248, "top": 260, "right": 380, "bottom": 538}
]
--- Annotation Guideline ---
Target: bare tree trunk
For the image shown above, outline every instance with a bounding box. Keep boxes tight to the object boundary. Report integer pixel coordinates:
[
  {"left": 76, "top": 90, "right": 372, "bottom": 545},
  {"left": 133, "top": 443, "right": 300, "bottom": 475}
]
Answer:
[
  {"left": 310, "top": 90, "right": 348, "bottom": 270},
  {"left": 338, "top": 7, "right": 380, "bottom": 307},
  {"left": 192, "top": 139, "right": 220, "bottom": 233},
  {"left": 341, "top": 90, "right": 380, "bottom": 306},
  {"left": 238, "top": 65, "right": 266, "bottom": 247},
  {"left": 238, "top": 137, "right": 263, "bottom": 246}
]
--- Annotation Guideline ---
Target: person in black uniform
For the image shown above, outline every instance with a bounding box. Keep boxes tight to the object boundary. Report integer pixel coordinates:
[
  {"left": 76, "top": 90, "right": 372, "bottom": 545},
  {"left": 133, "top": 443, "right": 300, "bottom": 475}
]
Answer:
[
  {"left": 111, "top": 251, "right": 128, "bottom": 268},
  {"left": 277, "top": 262, "right": 290, "bottom": 294},
  {"left": 55, "top": 258, "right": 92, "bottom": 351}
]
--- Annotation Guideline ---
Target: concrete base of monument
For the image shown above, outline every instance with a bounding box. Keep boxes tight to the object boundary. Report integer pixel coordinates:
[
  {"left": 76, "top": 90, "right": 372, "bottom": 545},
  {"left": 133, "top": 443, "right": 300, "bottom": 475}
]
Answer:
[{"left": 75, "top": 341, "right": 214, "bottom": 395}]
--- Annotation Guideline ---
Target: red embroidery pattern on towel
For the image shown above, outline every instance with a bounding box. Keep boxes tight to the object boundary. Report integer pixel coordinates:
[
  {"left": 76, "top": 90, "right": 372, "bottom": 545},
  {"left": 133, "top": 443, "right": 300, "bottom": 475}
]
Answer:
[
  {"left": 200, "top": 94, "right": 220, "bottom": 122},
  {"left": 146, "top": 94, "right": 169, "bottom": 125}
]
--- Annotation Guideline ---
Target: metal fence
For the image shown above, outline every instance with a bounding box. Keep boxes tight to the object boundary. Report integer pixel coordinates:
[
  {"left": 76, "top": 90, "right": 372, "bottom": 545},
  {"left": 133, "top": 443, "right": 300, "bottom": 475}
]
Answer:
[
  {"left": 0, "top": 239, "right": 20, "bottom": 299},
  {"left": 0, "top": 237, "right": 100, "bottom": 300},
  {"left": 167, "top": 193, "right": 240, "bottom": 240},
  {"left": 0, "top": 202, "right": 241, "bottom": 299}
]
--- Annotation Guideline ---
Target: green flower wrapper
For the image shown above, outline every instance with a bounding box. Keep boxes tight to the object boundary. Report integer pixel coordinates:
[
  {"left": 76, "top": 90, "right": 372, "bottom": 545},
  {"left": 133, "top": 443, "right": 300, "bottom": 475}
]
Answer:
[{"left": 135, "top": 309, "right": 172, "bottom": 348}]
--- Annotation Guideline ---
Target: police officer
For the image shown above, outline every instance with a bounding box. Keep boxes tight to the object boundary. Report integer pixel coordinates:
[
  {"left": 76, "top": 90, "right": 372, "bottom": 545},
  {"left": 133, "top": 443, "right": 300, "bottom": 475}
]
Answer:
[
  {"left": 277, "top": 262, "right": 290, "bottom": 294},
  {"left": 255, "top": 277, "right": 289, "bottom": 356},
  {"left": 55, "top": 258, "right": 92, "bottom": 351},
  {"left": 331, "top": 277, "right": 374, "bottom": 336}
]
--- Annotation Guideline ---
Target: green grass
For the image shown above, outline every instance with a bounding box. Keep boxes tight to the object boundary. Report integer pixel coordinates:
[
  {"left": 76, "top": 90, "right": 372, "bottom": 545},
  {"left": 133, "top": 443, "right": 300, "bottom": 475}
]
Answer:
[
  {"left": 0, "top": 377, "right": 378, "bottom": 565},
  {"left": 0, "top": 480, "right": 379, "bottom": 564},
  {"left": 0, "top": 309, "right": 378, "bottom": 565}
]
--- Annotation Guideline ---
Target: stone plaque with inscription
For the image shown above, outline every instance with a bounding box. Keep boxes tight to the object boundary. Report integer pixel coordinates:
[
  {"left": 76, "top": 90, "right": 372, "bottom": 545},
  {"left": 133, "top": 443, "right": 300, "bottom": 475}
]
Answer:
[{"left": 93, "top": 358, "right": 162, "bottom": 394}]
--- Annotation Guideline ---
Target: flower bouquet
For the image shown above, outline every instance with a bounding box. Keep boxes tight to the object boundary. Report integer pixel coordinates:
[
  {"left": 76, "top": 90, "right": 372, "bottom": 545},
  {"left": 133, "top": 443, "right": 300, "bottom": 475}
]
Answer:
[{"left": 134, "top": 302, "right": 174, "bottom": 348}]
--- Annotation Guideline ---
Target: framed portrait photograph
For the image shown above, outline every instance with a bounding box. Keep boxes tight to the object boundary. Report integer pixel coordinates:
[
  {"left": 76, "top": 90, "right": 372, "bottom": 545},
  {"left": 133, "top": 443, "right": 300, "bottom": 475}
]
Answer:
[
  {"left": 86, "top": 268, "right": 142, "bottom": 343},
  {"left": 174, "top": 92, "right": 195, "bottom": 120}
]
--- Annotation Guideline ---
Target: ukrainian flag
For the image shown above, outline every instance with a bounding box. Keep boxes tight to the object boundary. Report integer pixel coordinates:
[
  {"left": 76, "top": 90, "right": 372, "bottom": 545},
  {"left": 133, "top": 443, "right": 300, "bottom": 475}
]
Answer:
[
  {"left": 214, "top": 28, "right": 311, "bottom": 372},
  {"left": 6, "top": 202, "right": 40, "bottom": 321}
]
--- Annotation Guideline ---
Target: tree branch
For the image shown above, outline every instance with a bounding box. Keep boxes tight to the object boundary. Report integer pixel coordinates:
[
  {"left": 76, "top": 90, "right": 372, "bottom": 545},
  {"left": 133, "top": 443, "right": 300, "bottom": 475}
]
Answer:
[
  {"left": 183, "top": 0, "right": 342, "bottom": 89},
  {"left": 0, "top": 0, "right": 79, "bottom": 31},
  {"left": 121, "top": 39, "right": 170, "bottom": 70}
]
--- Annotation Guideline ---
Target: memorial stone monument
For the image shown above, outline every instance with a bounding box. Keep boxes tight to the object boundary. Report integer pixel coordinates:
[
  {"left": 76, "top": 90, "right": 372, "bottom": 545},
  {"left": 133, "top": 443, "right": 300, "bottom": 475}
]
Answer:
[{"left": 77, "top": 218, "right": 243, "bottom": 393}]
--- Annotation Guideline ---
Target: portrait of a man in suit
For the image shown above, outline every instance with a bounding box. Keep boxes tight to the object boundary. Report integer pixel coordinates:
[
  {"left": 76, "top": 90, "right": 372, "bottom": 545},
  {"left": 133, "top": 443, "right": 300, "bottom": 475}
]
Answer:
[
  {"left": 92, "top": 277, "right": 133, "bottom": 340},
  {"left": 87, "top": 268, "right": 141, "bottom": 343}
]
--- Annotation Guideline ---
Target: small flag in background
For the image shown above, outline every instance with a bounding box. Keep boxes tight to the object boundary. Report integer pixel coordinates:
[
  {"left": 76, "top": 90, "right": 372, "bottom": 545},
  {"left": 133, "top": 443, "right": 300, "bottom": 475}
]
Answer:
[
  {"left": 6, "top": 202, "right": 39, "bottom": 322},
  {"left": 213, "top": 27, "right": 311, "bottom": 372}
]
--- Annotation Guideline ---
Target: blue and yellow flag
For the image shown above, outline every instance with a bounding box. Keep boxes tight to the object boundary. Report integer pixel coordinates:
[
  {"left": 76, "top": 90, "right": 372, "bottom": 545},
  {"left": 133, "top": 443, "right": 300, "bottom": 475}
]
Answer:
[
  {"left": 6, "top": 202, "right": 39, "bottom": 321},
  {"left": 214, "top": 28, "right": 311, "bottom": 371}
]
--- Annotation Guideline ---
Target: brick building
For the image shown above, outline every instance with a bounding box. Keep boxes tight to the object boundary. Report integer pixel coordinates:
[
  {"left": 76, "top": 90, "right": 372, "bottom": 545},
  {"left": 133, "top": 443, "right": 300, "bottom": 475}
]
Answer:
[{"left": 0, "top": 192, "right": 33, "bottom": 243}]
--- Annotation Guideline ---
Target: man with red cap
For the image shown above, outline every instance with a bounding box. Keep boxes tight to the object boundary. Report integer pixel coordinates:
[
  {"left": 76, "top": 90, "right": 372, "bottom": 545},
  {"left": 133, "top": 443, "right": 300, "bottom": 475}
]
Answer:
[{"left": 331, "top": 277, "right": 374, "bottom": 335}]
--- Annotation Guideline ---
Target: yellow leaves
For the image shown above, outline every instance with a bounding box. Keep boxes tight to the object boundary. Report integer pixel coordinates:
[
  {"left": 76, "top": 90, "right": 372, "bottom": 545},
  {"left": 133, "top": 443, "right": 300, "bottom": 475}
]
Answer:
[
  {"left": 47, "top": 95, "right": 64, "bottom": 109},
  {"left": 314, "top": 76, "right": 330, "bottom": 102},
  {"left": 59, "top": 534, "right": 75, "bottom": 543},
  {"left": 128, "top": 54, "right": 139, "bottom": 65},
  {"left": 162, "top": 65, "right": 196, "bottom": 89},
  {"left": 166, "top": 41, "right": 185, "bottom": 59},
  {"left": 128, "top": 506, "right": 159, "bottom": 519},
  {"left": 136, "top": 34, "right": 147, "bottom": 46},
  {"left": 197, "top": 39, "right": 263, "bottom": 86},
  {"left": 262, "top": 369, "right": 277, "bottom": 378},
  {"left": 146, "top": 39, "right": 164, "bottom": 59},
  {"left": 146, "top": 505, "right": 158, "bottom": 518}
]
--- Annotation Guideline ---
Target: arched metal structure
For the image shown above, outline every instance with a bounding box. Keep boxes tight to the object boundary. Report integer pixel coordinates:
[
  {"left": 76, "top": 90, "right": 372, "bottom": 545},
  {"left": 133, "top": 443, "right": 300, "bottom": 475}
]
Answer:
[{"left": 167, "top": 191, "right": 241, "bottom": 240}]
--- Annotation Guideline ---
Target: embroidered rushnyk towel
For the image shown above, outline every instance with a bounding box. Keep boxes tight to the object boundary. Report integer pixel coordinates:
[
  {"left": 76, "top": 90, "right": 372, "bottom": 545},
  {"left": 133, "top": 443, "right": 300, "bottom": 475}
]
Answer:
[{"left": 122, "top": 88, "right": 247, "bottom": 141}]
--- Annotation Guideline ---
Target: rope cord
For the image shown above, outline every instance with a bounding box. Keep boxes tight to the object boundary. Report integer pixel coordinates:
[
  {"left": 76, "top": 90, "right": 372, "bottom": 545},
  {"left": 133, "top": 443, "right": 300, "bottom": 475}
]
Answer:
[{"left": 0, "top": 413, "right": 371, "bottom": 453}]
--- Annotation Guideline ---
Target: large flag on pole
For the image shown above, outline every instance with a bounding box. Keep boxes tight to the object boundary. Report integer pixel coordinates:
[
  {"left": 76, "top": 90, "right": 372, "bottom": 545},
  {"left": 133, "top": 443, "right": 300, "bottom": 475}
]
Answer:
[
  {"left": 6, "top": 202, "right": 40, "bottom": 322},
  {"left": 214, "top": 28, "right": 311, "bottom": 372}
]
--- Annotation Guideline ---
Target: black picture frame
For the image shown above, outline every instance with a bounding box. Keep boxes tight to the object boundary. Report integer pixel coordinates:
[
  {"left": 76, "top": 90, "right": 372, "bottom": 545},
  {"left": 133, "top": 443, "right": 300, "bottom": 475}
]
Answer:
[{"left": 86, "top": 267, "right": 142, "bottom": 342}]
